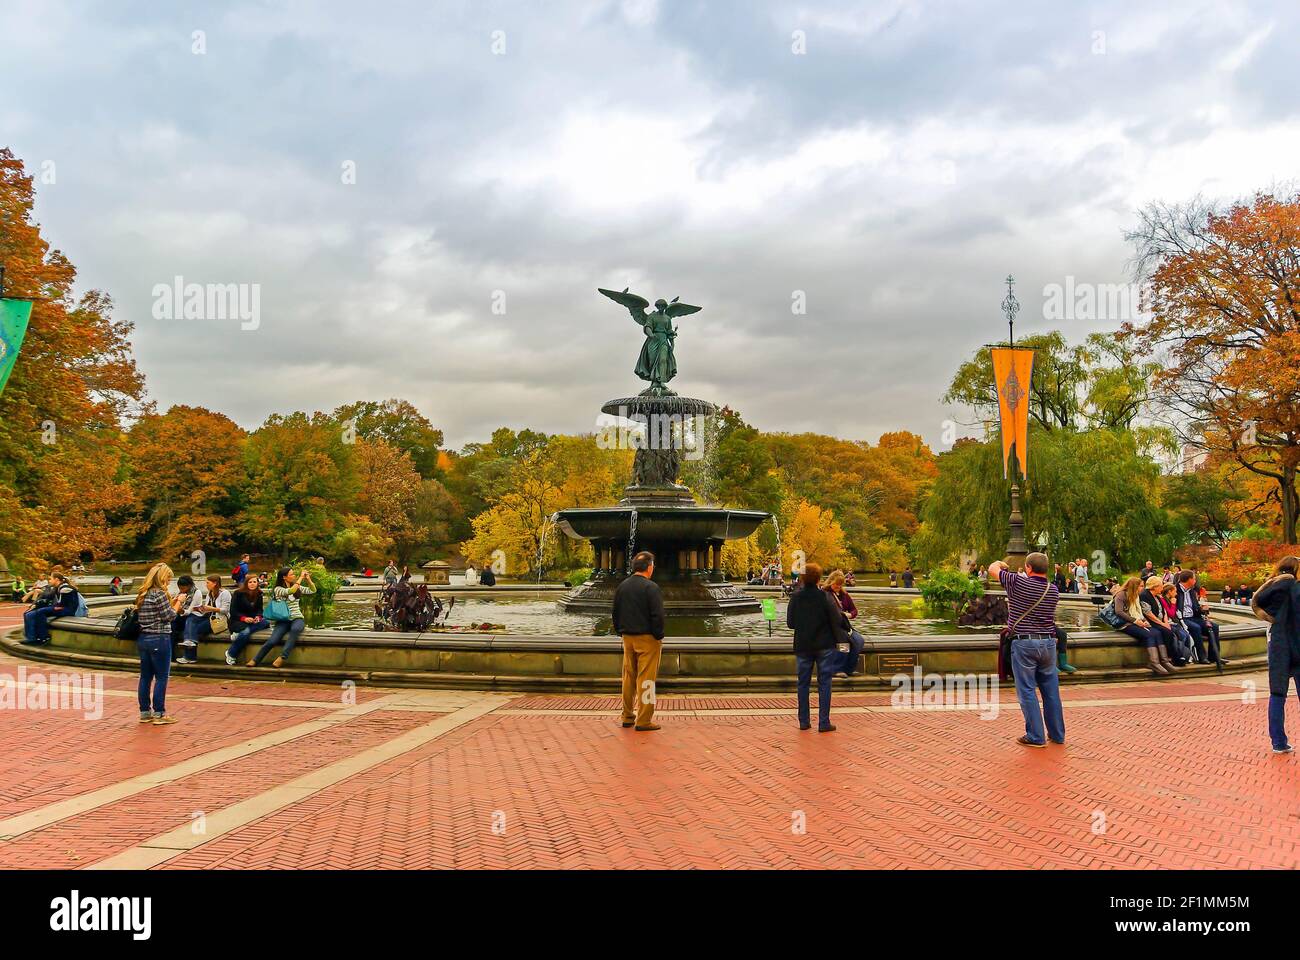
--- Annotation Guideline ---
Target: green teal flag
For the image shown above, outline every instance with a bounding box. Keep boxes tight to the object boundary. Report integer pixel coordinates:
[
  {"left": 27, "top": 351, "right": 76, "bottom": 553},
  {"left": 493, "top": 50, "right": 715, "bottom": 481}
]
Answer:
[{"left": 0, "top": 298, "right": 34, "bottom": 398}]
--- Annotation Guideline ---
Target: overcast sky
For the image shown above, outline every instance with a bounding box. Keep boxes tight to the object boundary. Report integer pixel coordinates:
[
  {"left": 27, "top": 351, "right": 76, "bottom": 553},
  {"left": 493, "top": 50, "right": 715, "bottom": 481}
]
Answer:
[{"left": 5, "top": 0, "right": 1298, "bottom": 451}]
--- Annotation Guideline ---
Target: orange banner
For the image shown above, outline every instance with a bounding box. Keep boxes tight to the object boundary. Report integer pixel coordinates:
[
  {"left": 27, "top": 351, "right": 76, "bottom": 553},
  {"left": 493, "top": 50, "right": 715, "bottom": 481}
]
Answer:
[{"left": 991, "top": 347, "right": 1034, "bottom": 482}]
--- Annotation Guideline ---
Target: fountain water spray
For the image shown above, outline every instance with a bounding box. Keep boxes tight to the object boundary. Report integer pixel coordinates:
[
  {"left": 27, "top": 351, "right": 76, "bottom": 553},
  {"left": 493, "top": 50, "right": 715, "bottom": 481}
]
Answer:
[
  {"left": 536, "top": 512, "right": 557, "bottom": 592},
  {"left": 625, "top": 507, "right": 638, "bottom": 574}
]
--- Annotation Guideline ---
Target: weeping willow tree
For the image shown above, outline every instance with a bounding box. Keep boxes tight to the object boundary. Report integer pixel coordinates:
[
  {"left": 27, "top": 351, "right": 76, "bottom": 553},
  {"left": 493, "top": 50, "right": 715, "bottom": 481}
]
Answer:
[{"left": 912, "top": 428, "right": 1183, "bottom": 573}]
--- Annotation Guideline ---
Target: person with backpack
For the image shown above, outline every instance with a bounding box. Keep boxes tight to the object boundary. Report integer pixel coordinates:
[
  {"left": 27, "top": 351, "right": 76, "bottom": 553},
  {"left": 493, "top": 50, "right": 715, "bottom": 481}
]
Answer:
[
  {"left": 134, "top": 563, "right": 178, "bottom": 724},
  {"left": 248, "top": 567, "right": 315, "bottom": 668},
  {"left": 225, "top": 575, "right": 270, "bottom": 665},
  {"left": 21, "top": 573, "right": 81, "bottom": 645},
  {"left": 231, "top": 554, "right": 250, "bottom": 587}
]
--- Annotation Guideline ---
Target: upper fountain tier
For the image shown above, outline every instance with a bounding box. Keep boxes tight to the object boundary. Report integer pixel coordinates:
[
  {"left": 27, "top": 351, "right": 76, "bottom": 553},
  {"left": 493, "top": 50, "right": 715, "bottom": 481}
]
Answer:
[{"left": 601, "top": 389, "right": 719, "bottom": 505}]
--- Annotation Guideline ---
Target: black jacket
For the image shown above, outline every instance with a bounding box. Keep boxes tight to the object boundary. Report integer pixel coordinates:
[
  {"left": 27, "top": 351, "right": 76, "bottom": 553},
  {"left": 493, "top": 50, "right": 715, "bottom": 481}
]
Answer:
[
  {"left": 230, "top": 588, "right": 264, "bottom": 623},
  {"left": 1255, "top": 575, "right": 1300, "bottom": 661},
  {"left": 612, "top": 574, "right": 665, "bottom": 640},
  {"left": 786, "top": 584, "right": 850, "bottom": 655}
]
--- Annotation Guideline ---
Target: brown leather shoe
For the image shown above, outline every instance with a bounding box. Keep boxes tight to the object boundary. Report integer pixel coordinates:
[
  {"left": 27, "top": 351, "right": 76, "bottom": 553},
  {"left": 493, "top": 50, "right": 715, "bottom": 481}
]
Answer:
[
  {"left": 1016, "top": 735, "right": 1046, "bottom": 748},
  {"left": 621, "top": 720, "right": 635, "bottom": 728},
  {"left": 634, "top": 723, "right": 661, "bottom": 732}
]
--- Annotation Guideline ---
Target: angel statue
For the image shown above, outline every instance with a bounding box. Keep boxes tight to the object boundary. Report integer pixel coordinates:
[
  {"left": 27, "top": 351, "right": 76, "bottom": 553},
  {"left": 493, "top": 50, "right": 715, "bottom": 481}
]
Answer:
[{"left": 598, "top": 287, "right": 702, "bottom": 391}]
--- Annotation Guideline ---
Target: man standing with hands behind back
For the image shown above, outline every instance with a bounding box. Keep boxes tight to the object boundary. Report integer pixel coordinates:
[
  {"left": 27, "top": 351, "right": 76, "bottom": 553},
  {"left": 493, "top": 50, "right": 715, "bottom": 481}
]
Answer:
[{"left": 613, "top": 551, "right": 666, "bottom": 732}]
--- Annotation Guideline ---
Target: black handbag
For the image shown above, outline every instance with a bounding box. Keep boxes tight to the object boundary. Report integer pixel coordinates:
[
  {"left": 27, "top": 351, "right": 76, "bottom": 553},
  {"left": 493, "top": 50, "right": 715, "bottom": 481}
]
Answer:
[
  {"left": 114, "top": 606, "right": 141, "bottom": 641},
  {"left": 1098, "top": 601, "right": 1126, "bottom": 629}
]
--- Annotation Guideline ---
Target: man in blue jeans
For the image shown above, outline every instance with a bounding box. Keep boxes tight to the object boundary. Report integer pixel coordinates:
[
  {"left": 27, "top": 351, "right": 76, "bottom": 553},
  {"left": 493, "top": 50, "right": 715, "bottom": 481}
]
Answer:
[{"left": 989, "top": 553, "right": 1065, "bottom": 748}]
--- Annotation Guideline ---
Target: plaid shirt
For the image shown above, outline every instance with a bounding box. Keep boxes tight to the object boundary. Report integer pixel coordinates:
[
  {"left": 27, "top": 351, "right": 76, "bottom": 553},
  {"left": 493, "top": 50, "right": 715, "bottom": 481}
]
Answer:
[{"left": 136, "top": 588, "right": 176, "bottom": 634}]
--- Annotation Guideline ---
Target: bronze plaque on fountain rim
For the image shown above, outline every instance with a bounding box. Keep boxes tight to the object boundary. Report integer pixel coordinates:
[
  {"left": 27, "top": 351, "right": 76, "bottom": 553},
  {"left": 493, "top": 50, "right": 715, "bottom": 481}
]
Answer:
[{"left": 877, "top": 653, "right": 919, "bottom": 674}]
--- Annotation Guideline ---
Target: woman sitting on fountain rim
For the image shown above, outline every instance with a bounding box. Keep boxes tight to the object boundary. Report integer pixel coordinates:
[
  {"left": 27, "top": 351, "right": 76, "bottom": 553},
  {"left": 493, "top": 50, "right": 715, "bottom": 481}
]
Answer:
[{"left": 824, "top": 570, "right": 864, "bottom": 678}]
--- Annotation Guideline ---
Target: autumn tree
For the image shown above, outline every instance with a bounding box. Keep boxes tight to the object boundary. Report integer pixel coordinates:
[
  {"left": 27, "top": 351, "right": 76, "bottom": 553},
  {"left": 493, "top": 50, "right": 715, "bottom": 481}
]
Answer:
[
  {"left": 330, "top": 398, "right": 444, "bottom": 478},
  {"left": 783, "top": 499, "right": 849, "bottom": 570},
  {"left": 0, "top": 148, "right": 145, "bottom": 567},
  {"left": 241, "top": 412, "right": 359, "bottom": 560},
  {"left": 126, "top": 405, "right": 247, "bottom": 558},
  {"left": 1125, "top": 192, "right": 1300, "bottom": 542},
  {"left": 460, "top": 434, "right": 626, "bottom": 574},
  {"left": 350, "top": 437, "right": 458, "bottom": 564}
]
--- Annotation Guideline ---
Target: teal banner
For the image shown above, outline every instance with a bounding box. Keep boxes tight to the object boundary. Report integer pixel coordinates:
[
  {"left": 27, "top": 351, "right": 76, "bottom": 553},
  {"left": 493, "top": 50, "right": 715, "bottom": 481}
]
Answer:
[{"left": 0, "top": 298, "right": 34, "bottom": 398}]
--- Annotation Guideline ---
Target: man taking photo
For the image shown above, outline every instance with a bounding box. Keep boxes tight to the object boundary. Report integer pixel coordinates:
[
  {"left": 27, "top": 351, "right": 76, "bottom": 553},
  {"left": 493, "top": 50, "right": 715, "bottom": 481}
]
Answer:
[{"left": 989, "top": 553, "right": 1064, "bottom": 748}]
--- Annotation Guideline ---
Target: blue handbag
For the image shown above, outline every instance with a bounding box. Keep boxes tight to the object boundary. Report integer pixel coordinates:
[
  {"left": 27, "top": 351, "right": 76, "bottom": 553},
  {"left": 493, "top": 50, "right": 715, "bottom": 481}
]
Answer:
[{"left": 264, "top": 591, "right": 292, "bottom": 622}]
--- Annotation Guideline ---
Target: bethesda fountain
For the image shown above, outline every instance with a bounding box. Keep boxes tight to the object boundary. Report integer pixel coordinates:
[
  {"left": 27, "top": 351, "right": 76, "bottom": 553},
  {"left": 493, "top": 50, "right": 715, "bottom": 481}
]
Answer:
[{"left": 555, "top": 288, "right": 770, "bottom": 616}]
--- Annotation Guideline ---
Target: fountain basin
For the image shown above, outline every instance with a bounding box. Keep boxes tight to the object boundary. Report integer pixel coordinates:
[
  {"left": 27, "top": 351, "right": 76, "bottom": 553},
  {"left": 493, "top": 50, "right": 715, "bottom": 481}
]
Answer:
[{"left": 555, "top": 504, "right": 769, "bottom": 615}]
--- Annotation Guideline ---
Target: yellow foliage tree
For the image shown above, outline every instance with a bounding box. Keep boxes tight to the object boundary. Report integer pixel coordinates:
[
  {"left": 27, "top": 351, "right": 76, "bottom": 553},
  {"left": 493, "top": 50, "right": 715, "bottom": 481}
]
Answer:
[{"left": 783, "top": 499, "right": 848, "bottom": 570}]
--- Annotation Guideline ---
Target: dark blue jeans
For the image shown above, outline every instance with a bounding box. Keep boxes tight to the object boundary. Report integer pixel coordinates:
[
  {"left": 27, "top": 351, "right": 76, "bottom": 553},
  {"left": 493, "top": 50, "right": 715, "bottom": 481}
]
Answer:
[
  {"left": 183, "top": 614, "right": 215, "bottom": 643},
  {"left": 839, "top": 629, "right": 866, "bottom": 674},
  {"left": 796, "top": 647, "right": 837, "bottom": 729},
  {"left": 1267, "top": 626, "right": 1300, "bottom": 749},
  {"left": 1117, "top": 622, "right": 1158, "bottom": 647},
  {"left": 227, "top": 618, "right": 271, "bottom": 660},
  {"left": 137, "top": 633, "right": 171, "bottom": 715},
  {"left": 23, "top": 606, "right": 65, "bottom": 642},
  {"left": 255, "top": 618, "right": 305, "bottom": 664},
  {"left": 1185, "top": 617, "right": 1220, "bottom": 663},
  {"left": 1010, "top": 635, "right": 1065, "bottom": 745}
]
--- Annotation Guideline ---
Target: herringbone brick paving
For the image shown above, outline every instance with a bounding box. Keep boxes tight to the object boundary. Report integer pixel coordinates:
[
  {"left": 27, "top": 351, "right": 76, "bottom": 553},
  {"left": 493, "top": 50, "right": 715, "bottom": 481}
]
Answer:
[
  {"left": 162, "top": 685, "right": 1300, "bottom": 870},
  {"left": 1, "top": 621, "right": 1298, "bottom": 869},
  {"left": 0, "top": 710, "right": 439, "bottom": 868}
]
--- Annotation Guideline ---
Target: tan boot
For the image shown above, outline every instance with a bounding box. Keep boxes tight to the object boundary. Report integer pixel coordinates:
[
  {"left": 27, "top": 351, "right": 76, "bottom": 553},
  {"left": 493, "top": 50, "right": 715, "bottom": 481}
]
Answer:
[
  {"left": 1148, "top": 646, "right": 1171, "bottom": 675},
  {"left": 1159, "top": 646, "right": 1179, "bottom": 669}
]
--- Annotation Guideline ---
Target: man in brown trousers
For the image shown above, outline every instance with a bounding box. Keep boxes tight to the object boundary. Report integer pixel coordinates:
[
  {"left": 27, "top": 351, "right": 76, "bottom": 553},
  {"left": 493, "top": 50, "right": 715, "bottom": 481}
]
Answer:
[{"left": 613, "top": 551, "right": 666, "bottom": 732}]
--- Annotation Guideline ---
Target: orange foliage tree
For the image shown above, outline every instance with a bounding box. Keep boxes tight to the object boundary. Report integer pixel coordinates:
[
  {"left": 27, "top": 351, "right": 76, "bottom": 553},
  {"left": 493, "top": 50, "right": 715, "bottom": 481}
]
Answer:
[
  {"left": 126, "top": 405, "right": 247, "bottom": 559},
  {"left": 0, "top": 148, "right": 145, "bottom": 568},
  {"left": 1125, "top": 193, "right": 1300, "bottom": 542}
]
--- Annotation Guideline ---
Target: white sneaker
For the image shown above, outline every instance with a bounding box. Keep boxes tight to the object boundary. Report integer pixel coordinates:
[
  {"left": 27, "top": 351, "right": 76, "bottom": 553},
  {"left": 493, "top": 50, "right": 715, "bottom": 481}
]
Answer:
[
  {"left": 180, "top": 639, "right": 197, "bottom": 648},
  {"left": 224, "top": 654, "right": 236, "bottom": 665}
]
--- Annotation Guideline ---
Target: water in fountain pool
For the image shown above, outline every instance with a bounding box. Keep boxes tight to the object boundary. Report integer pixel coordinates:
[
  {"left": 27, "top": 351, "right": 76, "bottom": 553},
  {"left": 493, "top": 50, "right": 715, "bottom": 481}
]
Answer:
[{"left": 321, "top": 595, "right": 1099, "bottom": 638}]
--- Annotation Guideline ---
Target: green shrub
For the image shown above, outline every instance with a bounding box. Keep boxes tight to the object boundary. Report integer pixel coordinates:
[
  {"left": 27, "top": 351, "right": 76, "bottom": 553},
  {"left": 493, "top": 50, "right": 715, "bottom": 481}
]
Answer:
[
  {"left": 566, "top": 567, "right": 593, "bottom": 587},
  {"left": 917, "top": 567, "right": 983, "bottom": 616},
  {"left": 292, "top": 557, "right": 342, "bottom": 626}
]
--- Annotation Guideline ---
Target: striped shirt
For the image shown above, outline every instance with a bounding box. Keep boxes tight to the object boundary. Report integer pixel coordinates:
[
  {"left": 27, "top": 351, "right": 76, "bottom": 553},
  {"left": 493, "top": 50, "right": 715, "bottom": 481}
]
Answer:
[
  {"left": 998, "top": 568, "right": 1059, "bottom": 636},
  {"left": 274, "top": 584, "right": 314, "bottom": 620}
]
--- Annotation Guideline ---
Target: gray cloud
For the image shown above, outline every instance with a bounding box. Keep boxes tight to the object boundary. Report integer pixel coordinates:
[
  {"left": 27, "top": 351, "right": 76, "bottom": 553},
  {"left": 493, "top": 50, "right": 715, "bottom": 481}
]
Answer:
[{"left": 5, "top": 0, "right": 1298, "bottom": 451}]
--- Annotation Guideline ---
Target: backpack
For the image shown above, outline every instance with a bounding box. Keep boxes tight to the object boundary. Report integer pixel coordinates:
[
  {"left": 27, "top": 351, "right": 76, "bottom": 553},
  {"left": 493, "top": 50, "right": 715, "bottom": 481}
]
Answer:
[
  {"left": 232, "top": 565, "right": 242, "bottom": 579},
  {"left": 74, "top": 594, "right": 89, "bottom": 617},
  {"left": 114, "top": 606, "right": 141, "bottom": 641}
]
